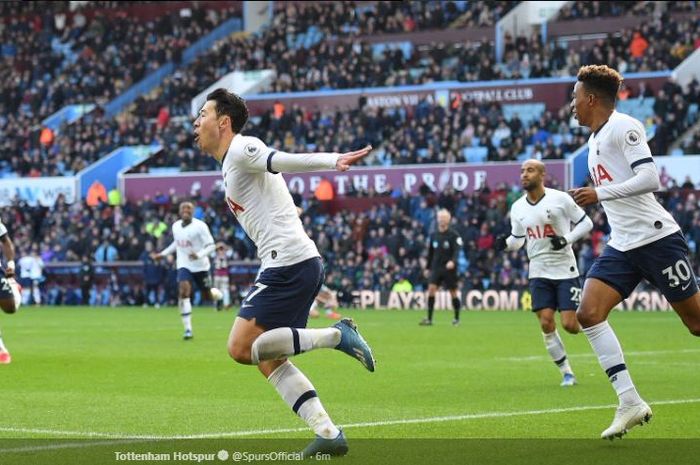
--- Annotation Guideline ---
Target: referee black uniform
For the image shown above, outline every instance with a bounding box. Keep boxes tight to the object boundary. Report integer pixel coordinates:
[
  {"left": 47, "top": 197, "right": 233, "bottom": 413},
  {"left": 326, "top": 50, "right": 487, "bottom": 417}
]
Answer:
[{"left": 422, "top": 227, "right": 463, "bottom": 324}]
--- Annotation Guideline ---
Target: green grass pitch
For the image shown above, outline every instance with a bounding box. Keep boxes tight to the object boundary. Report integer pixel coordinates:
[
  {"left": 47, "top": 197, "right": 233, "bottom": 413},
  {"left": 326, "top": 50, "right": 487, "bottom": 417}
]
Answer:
[{"left": 0, "top": 307, "right": 698, "bottom": 464}]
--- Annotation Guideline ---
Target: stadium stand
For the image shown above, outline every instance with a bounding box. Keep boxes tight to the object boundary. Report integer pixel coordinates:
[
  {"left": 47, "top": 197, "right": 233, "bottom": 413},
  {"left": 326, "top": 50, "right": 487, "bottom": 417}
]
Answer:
[
  {"left": 4, "top": 1, "right": 698, "bottom": 178},
  {"left": 2, "top": 178, "right": 698, "bottom": 306}
]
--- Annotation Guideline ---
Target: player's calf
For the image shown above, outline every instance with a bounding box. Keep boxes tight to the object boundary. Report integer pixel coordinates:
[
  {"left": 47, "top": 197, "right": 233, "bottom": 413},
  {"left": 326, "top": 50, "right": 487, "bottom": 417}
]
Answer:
[{"left": 670, "top": 292, "right": 700, "bottom": 337}]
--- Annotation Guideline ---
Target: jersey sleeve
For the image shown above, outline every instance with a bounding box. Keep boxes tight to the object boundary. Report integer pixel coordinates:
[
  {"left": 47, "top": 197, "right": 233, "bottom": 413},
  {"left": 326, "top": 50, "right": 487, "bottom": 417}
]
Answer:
[
  {"left": 509, "top": 207, "right": 525, "bottom": 239},
  {"left": 426, "top": 234, "right": 434, "bottom": 269},
  {"left": 196, "top": 223, "right": 216, "bottom": 259},
  {"left": 0, "top": 220, "right": 7, "bottom": 239},
  {"left": 230, "top": 136, "right": 339, "bottom": 174},
  {"left": 200, "top": 223, "right": 215, "bottom": 247},
  {"left": 230, "top": 136, "right": 276, "bottom": 173},
  {"left": 563, "top": 192, "right": 587, "bottom": 225},
  {"left": 451, "top": 231, "right": 463, "bottom": 261},
  {"left": 614, "top": 117, "right": 653, "bottom": 170}
]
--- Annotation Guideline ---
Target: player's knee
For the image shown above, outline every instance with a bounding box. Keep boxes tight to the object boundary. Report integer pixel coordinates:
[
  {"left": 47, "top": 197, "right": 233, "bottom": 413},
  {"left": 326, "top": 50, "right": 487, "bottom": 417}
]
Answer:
[
  {"left": 1, "top": 305, "right": 16, "bottom": 314},
  {"left": 227, "top": 342, "right": 252, "bottom": 364},
  {"left": 562, "top": 321, "right": 580, "bottom": 334},
  {"left": 576, "top": 306, "right": 600, "bottom": 328},
  {"left": 538, "top": 319, "right": 554, "bottom": 333},
  {"left": 0, "top": 299, "right": 16, "bottom": 314},
  {"left": 686, "top": 322, "right": 700, "bottom": 337}
]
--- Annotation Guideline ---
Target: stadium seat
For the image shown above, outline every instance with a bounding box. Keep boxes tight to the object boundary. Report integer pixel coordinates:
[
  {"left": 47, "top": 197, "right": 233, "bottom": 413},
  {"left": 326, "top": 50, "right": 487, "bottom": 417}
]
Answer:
[
  {"left": 464, "top": 146, "right": 488, "bottom": 163},
  {"left": 502, "top": 103, "right": 546, "bottom": 125}
]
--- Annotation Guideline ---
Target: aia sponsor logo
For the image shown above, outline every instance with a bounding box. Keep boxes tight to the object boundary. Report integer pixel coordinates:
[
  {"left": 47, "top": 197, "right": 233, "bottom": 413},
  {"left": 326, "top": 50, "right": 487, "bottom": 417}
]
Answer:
[
  {"left": 590, "top": 164, "right": 613, "bottom": 186},
  {"left": 226, "top": 197, "right": 245, "bottom": 216},
  {"left": 527, "top": 224, "right": 556, "bottom": 240}
]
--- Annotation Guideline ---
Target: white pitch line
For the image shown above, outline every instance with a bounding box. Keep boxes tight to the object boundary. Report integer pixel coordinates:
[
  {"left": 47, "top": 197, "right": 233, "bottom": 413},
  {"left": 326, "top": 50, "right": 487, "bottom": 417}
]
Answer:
[
  {"left": 1, "top": 397, "right": 699, "bottom": 453},
  {"left": 500, "top": 348, "right": 700, "bottom": 362}
]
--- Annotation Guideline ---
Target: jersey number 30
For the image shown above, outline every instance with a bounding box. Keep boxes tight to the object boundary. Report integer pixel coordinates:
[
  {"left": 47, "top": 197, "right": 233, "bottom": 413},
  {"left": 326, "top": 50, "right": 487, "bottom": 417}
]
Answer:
[{"left": 662, "top": 259, "right": 692, "bottom": 288}]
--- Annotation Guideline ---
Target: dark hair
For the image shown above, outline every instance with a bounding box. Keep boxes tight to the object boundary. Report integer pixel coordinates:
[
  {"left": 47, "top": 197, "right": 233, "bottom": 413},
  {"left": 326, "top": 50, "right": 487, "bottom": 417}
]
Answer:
[
  {"left": 577, "top": 65, "right": 623, "bottom": 104},
  {"left": 206, "top": 88, "right": 249, "bottom": 133}
]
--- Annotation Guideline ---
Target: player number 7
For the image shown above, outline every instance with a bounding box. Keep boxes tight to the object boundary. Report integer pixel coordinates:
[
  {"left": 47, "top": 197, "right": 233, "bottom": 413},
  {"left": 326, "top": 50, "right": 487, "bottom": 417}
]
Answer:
[{"left": 243, "top": 283, "right": 268, "bottom": 304}]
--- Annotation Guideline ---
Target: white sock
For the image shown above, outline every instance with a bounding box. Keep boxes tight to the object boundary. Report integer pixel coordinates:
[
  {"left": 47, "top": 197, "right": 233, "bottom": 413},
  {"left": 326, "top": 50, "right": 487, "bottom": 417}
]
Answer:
[
  {"left": 179, "top": 298, "right": 192, "bottom": 332},
  {"left": 251, "top": 327, "right": 341, "bottom": 364},
  {"left": 543, "top": 330, "right": 573, "bottom": 375},
  {"left": 268, "top": 361, "right": 340, "bottom": 439},
  {"left": 33, "top": 283, "right": 41, "bottom": 305},
  {"left": 0, "top": 331, "right": 6, "bottom": 352},
  {"left": 582, "top": 321, "right": 642, "bottom": 405}
]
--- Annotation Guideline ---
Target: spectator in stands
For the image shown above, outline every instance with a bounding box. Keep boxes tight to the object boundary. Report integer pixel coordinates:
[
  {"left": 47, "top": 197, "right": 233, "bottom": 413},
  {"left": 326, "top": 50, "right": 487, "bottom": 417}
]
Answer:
[{"left": 94, "top": 237, "right": 118, "bottom": 263}]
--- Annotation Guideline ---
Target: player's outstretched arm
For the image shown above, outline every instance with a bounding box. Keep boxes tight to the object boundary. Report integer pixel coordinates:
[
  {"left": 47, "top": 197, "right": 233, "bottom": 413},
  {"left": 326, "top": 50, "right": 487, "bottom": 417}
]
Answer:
[
  {"left": 260, "top": 143, "right": 372, "bottom": 174},
  {"left": 335, "top": 145, "right": 373, "bottom": 172}
]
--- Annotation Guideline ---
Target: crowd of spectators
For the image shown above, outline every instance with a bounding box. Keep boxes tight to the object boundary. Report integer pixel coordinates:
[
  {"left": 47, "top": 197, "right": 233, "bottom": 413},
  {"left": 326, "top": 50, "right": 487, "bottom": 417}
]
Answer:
[
  {"left": 2, "top": 1, "right": 699, "bottom": 180},
  {"left": 12, "top": 70, "right": 695, "bottom": 178},
  {"left": 681, "top": 131, "right": 700, "bottom": 155},
  {"left": 556, "top": 1, "right": 698, "bottom": 20},
  {"left": 650, "top": 78, "right": 700, "bottom": 156},
  {"left": 3, "top": 175, "right": 700, "bottom": 306},
  {"left": 276, "top": 1, "right": 490, "bottom": 37},
  {"left": 556, "top": 1, "right": 656, "bottom": 21},
  {"left": 142, "top": 1, "right": 698, "bottom": 98},
  {"left": 0, "top": 1, "right": 236, "bottom": 176}
]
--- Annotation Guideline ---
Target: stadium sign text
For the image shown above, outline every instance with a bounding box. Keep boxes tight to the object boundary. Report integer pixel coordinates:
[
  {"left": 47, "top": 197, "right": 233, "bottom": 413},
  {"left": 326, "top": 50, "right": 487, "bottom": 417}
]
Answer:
[
  {"left": 450, "top": 87, "right": 534, "bottom": 104},
  {"left": 0, "top": 176, "right": 77, "bottom": 207},
  {"left": 353, "top": 290, "right": 672, "bottom": 312},
  {"left": 122, "top": 162, "right": 568, "bottom": 201}
]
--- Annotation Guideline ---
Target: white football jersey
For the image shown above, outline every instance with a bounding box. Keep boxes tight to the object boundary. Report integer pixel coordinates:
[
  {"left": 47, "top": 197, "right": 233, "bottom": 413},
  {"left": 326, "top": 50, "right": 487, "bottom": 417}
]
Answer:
[
  {"left": 510, "top": 188, "right": 586, "bottom": 279},
  {"left": 170, "top": 218, "right": 215, "bottom": 272},
  {"left": 587, "top": 110, "right": 679, "bottom": 251},
  {"left": 221, "top": 134, "right": 323, "bottom": 270},
  {"left": 18, "top": 255, "right": 44, "bottom": 279},
  {"left": 0, "top": 219, "right": 6, "bottom": 238}
]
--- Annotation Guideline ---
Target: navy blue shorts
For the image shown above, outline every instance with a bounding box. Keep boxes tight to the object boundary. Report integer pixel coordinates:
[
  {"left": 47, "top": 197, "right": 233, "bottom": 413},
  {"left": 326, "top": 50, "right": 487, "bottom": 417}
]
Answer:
[
  {"left": 238, "top": 257, "right": 324, "bottom": 330},
  {"left": 587, "top": 231, "right": 699, "bottom": 303},
  {"left": 0, "top": 269, "right": 13, "bottom": 300},
  {"left": 529, "top": 277, "right": 582, "bottom": 312},
  {"left": 177, "top": 268, "right": 212, "bottom": 291}
]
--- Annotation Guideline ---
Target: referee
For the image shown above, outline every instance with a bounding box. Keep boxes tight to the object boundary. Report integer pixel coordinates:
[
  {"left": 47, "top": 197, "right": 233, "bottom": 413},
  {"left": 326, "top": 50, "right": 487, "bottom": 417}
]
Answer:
[{"left": 420, "top": 209, "right": 463, "bottom": 326}]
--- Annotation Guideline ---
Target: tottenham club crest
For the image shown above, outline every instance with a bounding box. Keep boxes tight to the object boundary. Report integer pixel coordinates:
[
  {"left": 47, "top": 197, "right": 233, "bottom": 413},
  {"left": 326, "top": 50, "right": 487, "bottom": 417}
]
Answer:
[{"left": 624, "top": 130, "right": 641, "bottom": 146}]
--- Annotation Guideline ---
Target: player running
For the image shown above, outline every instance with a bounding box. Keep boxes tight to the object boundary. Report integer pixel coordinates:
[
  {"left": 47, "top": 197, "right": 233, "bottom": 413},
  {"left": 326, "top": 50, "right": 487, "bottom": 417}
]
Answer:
[
  {"left": 152, "top": 201, "right": 223, "bottom": 340},
  {"left": 0, "top": 218, "right": 22, "bottom": 364},
  {"left": 497, "top": 159, "right": 593, "bottom": 386},
  {"left": 193, "top": 88, "right": 375, "bottom": 457},
  {"left": 570, "top": 64, "right": 700, "bottom": 439}
]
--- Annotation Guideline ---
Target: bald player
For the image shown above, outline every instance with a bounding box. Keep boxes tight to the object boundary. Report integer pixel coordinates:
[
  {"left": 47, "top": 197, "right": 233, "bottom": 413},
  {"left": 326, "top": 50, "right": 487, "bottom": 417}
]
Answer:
[
  {"left": 420, "top": 209, "right": 464, "bottom": 326},
  {"left": 496, "top": 160, "right": 593, "bottom": 386},
  {"left": 152, "top": 201, "right": 222, "bottom": 340}
]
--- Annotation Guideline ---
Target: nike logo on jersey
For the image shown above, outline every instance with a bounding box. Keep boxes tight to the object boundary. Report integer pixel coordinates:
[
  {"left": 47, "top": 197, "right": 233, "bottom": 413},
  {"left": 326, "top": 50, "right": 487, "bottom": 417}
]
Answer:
[{"left": 681, "top": 281, "right": 692, "bottom": 291}]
